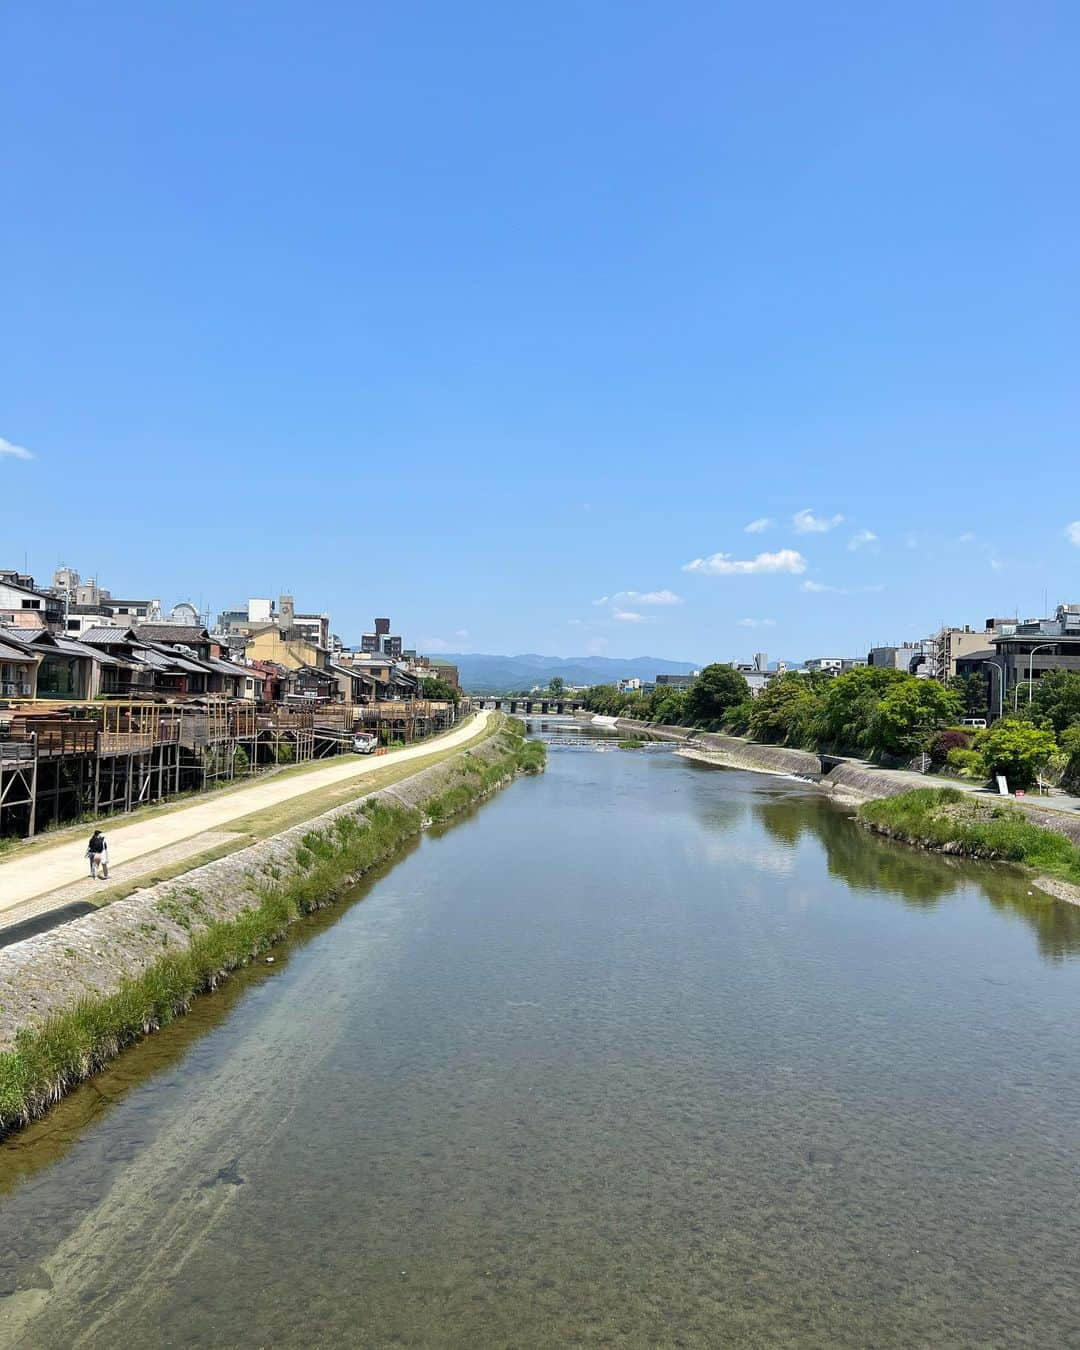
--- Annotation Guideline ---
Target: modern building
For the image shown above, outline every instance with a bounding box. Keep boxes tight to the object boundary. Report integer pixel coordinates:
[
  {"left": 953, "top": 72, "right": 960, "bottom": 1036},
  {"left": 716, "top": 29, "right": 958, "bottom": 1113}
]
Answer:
[
  {"left": 867, "top": 644, "right": 932, "bottom": 677},
  {"left": 655, "top": 672, "right": 699, "bottom": 690},
  {"left": 359, "top": 616, "right": 404, "bottom": 660},
  {"left": 958, "top": 605, "right": 1080, "bottom": 714},
  {"left": 928, "top": 624, "right": 1005, "bottom": 682}
]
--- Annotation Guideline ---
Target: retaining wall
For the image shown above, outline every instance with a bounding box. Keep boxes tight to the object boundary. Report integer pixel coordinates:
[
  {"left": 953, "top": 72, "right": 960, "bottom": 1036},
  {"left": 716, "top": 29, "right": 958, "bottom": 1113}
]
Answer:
[
  {"left": 614, "top": 719, "right": 822, "bottom": 777},
  {"left": 0, "top": 725, "right": 520, "bottom": 1054}
]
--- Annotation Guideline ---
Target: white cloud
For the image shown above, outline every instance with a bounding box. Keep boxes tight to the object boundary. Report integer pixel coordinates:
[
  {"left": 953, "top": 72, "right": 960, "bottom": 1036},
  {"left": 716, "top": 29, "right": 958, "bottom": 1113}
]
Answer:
[
  {"left": 419, "top": 636, "right": 452, "bottom": 652},
  {"left": 744, "top": 517, "right": 775, "bottom": 533},
  {"left": 847, "top": 529, "right": 877, "bottom": 552},
  {"left": 454, "top": 628, "right": 470, "bottom": 639},
  {"left": 612, "top": 608, "right": 652, "bottom": 623},
  {"left": 989, "top": 556, "right": 1005, "bottom": 571},
  {"left": 738, "top": 618, "right": 776, "bottom": 628},
  {"left": 586, "top": 637, "right": 609, "bottom": 654},
  {"left": 683, "top": 548, "right": 807, "bottom": 576},
  {"left": 0, "top": 437, "right": 33, "bottom": 461},
  {"left": 612, "top": 588, "right": 683, "bottom": 607},
  {"left": 591, "top": 595, "right": 609, "bottom": 606},
  {"left": 793, "top": 508, "right": 844, "bottom": 534},
  {"left": 956, "top": 531, "right": 976, "bottom": 544},
  {"left": 1066, "top": 522, "right": 1080, "bottom": 547},
  {"left": 801, "top": 581, "right": 885, "bottom": 595}
]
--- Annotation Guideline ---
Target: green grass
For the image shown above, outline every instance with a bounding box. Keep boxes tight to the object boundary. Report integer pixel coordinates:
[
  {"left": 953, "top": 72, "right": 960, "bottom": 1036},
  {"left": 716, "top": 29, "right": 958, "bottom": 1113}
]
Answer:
[
  {"left": 618, "top": 738, "right": 646, "bottom": 749},
  {"left": 0, "top": 721, "right": 544, "bottom": 1132},
  {"left": 859, "top": 787, "right": 1080, "bottom": 885}
]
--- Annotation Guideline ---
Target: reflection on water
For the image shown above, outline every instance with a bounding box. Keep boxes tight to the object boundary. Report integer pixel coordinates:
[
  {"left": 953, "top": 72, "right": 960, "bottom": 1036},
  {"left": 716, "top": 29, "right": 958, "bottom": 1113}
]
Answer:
[
  {"left": 750, "top": 781, "right": 1080, "bottom": 959},
  {"left": 2, "top": 739, "right": 1080, "bottom": 1348}
]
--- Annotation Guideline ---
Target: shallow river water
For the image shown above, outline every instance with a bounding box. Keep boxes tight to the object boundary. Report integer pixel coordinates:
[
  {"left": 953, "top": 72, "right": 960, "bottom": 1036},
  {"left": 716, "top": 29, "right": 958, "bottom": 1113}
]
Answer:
[{"left": 2, "top": 726, "right": 1080, "bottom": 1348}]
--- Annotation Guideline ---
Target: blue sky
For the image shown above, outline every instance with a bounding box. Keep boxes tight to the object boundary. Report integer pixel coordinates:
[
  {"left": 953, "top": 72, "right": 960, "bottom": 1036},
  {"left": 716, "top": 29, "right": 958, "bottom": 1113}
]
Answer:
[{"left": 3, "top": 2, "right": 1078, "bottom": 663}]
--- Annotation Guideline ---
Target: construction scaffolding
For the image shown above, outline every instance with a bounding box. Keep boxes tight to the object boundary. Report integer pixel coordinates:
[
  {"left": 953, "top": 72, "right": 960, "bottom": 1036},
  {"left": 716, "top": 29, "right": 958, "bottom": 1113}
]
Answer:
[
  {"left": 356, "top": 700, "right": 454, "bottom": 745},
  {"left": 94, "top": 701, "right": 183, "bottom": 817},
  {"left": 0, "top": 693, "right": 448, "bottom": 841},
  {"left": 255, "top": 707, "right": 316, "bottom": 768}
]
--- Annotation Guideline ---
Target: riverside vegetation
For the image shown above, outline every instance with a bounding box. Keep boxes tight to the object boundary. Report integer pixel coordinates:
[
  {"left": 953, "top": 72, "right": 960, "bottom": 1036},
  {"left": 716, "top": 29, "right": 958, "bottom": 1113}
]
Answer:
[
  {"left": 584, "top": 665, "right": 1080, "bottom": 791},
  {"left": 859, "top": 787, "right": 1080, "bottom": 888},
  {"left": 0, "top": 719, "right": 544, "bottom": 1132}
]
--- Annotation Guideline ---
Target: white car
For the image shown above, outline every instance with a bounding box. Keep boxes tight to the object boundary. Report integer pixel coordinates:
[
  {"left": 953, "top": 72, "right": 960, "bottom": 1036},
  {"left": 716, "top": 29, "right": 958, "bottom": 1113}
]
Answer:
[{"left": 352, "top": 734, "right": 378, "bottom": 754}]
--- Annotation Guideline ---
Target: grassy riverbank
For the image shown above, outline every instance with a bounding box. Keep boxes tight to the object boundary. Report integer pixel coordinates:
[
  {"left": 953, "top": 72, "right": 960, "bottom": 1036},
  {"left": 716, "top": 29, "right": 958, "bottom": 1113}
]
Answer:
[
  {"left": 0, "top": 721, "right": 544, "bottom": 1132},
  {"left": 859, "top": 788, "right": 1080, "bottom": 886}
]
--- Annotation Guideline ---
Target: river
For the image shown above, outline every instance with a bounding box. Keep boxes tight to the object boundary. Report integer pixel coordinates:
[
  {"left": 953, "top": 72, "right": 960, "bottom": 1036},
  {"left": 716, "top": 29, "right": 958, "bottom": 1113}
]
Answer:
[{"left": 2, "top": 723, "right": 1079, "bottom": 1348}]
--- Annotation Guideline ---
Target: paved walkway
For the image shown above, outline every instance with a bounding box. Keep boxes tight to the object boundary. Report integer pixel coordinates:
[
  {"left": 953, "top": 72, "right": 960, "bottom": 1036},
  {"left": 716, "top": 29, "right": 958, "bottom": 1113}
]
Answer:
[{"left": 0, "top": 711, "right": 491, "bottom": 917}]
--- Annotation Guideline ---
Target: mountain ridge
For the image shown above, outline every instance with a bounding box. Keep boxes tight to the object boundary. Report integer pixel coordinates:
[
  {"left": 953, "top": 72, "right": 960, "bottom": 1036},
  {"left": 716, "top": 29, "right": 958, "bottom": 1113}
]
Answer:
[{"left": 430, "top": 652, "right": 701, "bottom": 692}]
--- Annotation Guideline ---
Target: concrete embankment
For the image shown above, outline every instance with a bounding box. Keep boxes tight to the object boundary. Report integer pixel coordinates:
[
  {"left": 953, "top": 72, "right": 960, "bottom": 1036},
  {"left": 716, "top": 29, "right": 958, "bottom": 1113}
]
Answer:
[
  {"left": 0, "top": 719, "right": 540, "bottom": 1129},
  {"left": 610, "top": 716, "right": 1080, "bottom": 865},
  {"left": 613, "top": 719, "right": 822, "bottom": 778}
]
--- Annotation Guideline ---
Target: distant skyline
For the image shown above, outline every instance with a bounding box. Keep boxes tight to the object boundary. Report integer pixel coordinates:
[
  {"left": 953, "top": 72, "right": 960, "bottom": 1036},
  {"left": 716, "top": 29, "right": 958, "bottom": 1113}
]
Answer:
[{"left": 4, "top": 3, "right": 1079, "bottom": 661}]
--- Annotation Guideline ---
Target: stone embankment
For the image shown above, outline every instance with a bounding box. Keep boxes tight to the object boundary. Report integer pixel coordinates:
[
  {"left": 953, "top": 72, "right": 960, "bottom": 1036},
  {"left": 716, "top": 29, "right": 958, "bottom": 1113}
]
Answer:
[
  {"left": 613, "top": 719, "right": 822, "bottom": 777},
  {"left": 0, "top": 719, "right": 540, "bottom": 1128},
  {"left": 611, "top": 716, "right": 1080, "bottom": 849}
]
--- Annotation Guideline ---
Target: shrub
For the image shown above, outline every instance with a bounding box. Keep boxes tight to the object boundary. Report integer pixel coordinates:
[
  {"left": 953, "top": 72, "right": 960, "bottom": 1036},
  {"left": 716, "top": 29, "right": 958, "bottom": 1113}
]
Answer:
[
  {"left": 981, "top": 718, "right": 1058, "bottom": 788},
  {"left": 929, "top": 729, "right": 970, "bottom": 766},
  {"left": 723, "top": 698, "right": 754, "bottom": 734},
  {"left": 946, "top": 747, "right": 986, "bottom": 779}
]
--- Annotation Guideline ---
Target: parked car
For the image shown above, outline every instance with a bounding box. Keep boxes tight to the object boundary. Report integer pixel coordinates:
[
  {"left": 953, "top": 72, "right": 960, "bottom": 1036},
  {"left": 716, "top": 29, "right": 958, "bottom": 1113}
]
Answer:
[{"left": 352, "top": 733, "right": 378, "bottom": 754}]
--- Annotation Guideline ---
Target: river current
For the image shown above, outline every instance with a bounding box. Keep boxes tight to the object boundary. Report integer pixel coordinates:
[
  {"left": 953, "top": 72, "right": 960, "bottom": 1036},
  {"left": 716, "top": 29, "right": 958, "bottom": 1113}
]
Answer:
[{"left": 1, "top": 723, "right": 1079, "bottom": 1347}]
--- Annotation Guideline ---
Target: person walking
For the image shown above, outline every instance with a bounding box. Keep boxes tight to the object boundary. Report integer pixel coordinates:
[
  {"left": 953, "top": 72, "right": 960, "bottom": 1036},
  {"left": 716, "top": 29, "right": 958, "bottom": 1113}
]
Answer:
[{"left": 86, "top": 829, "right": 109, "bottom": 880}]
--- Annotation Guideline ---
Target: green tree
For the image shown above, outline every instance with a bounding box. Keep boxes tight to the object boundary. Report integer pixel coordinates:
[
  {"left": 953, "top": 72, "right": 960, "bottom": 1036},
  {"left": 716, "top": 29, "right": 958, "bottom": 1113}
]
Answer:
[
  {"left": 980, "top": 718, "right": 1058, "bottom": 788},
  {"left": 1022, "top": 670, "right": 1080, "bottom": 735},
  {"left": 813, "top": 666, "right": 908, "bottom": 750},
  {"left": 947, "top": 671, "right": 989, "bottom": 717},
  {"left": 869, "top": 680, "right": 963, "bottom": 758},
  {"left": 548, "top": 676, "right": 566, "bottom": 697},
  {"left": 421, "top": 675, "right": 460, "bottom": 706},
  {"left": 648, "top": 687, "right": 688, "bottom": 725},
  {"left": 684, "top": 665, "right": 750, "bottom": 728},
  {"left": 748, "top": 674, "right": 820, "bottom": 744}
]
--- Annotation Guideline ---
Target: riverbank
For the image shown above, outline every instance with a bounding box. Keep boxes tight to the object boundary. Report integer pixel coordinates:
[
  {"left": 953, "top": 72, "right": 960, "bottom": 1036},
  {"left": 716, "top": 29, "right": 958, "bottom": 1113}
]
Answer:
[
  {"left": 0, "top": 717, "right": 543, "bottom": 1133},
  {"left": 859, "top": 788, "right": 1080, "bottom": 906},
  {"left": 612, "top": 716, "right": 1080, "bottom": 903},
  {"left": 612, "top": 718, "right": 821, "bottom": 776}
]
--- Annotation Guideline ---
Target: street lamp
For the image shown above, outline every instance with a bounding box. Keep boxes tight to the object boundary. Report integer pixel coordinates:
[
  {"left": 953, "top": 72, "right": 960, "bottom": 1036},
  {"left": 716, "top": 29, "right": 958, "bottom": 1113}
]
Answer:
[
  {"left": 985, "top": 657, "right": 1006, "bottom": 719},
  {"left": 1024, "top": 642, "right": 1054, "bottom": 707}
]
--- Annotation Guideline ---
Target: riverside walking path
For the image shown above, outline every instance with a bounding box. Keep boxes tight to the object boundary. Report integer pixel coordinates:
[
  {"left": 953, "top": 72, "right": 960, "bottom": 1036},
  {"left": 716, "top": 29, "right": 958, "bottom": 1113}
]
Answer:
[{"left": 0, "top": 711, "right": 493, "bottom": 926}]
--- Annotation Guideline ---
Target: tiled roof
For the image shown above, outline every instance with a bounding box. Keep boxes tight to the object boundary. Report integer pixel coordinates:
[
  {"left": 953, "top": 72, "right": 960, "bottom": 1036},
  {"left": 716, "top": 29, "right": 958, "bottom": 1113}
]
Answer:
[
  {"left": 0, "top": 640, "right": 38, "bottom": 663},
  {"left": 80, "top": 626, "right": 138, "bottom": 644},
  {"left": 135, "top": 625, "right": 208, "bottom": 644}
]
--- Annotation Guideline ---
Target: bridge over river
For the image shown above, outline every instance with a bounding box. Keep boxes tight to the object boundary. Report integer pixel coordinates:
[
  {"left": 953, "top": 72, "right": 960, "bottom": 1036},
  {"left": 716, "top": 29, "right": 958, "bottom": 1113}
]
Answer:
[{"left": 476, "top": 696, "right": 586, "bottom": 715}]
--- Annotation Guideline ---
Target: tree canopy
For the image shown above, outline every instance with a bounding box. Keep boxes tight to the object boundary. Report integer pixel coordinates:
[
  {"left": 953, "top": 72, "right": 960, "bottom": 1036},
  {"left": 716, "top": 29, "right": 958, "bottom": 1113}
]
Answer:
[
  {"left": 683, "top": 665, "right": 750, "bottom": 728},
  {"left": 980, "top": 718, "right": 1057, "bottom": 788},
  {"left": 421, "top": 675, "right": 460, "bottom": 705},
  {"left": 869, "top": 680, "right": 963, "bottom": 758}
]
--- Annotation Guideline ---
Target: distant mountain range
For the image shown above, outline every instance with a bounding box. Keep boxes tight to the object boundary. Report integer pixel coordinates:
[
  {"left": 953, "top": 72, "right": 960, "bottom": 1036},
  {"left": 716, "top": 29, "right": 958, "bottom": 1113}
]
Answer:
[{"left": 436, "top": 653, "right": 701, "bottom": 693}]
